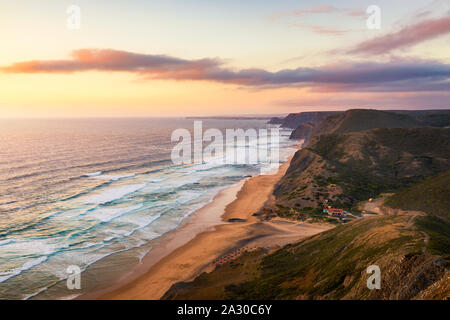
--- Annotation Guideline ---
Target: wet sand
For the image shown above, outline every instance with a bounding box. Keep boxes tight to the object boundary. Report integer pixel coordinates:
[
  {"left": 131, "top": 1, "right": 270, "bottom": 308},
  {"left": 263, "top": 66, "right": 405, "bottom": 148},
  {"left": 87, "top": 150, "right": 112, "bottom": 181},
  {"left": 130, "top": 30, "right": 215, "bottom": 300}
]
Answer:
[{"left": 98, "top": 154, "right": 332, "bottom": 300}]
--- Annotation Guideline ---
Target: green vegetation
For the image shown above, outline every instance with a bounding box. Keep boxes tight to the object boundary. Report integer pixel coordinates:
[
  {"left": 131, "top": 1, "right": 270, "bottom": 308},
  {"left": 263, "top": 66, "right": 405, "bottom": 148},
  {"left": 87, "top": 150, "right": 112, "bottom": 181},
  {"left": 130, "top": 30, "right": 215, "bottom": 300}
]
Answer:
[
  {"left": 275, "top": 126, "right": 450, "bottom": 215},
  {"left": 224, "top": 215, "right": 419, "bottom": 299},
  {"left": 308, "top": 134, "right": 346, "bottom": 160},
  {"left": 165, "top": 213, "right": 447, "bottom": 300},
  {"left": 274, "top": 204, "right": 335, "bottom": 223},
  {"left": 392, "top": 109, "right": 450, "bottom": 128},
  {"left": 384, "top": 170, "right": 450, "bottom": 262},
  {"left": 332, "top": 109, "right": 420, "bottom": 134},
  {"left": 162, "top": 250, "right": 267, "bottom": 300},
  {"left": 385, "top": 170, "right": 450, "bottom": 219},
  {"left": 416, "top": 215, "right": 450, "bottom": 262}
]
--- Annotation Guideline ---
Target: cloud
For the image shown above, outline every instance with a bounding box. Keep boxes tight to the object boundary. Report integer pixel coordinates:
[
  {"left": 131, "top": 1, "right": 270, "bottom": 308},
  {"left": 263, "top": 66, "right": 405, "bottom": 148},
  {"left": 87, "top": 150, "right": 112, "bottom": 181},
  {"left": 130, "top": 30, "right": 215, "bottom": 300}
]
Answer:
[
  {"left": 293, "top": 5, "right": 341, "bottom": 16},
  {"left": 1, "top": 49, "right": 221, "bottom": 76},
  {"left": 286, "top": 23, "right": 349, "bottom": 35},
  {"left": 268, "top": 4, "right": 365, "bottom": 35},
  {"left": 349, "top": 16, "right": 450, "bottom": 55},
  {"left": 270, "top": 5, "right": 365, "bottom": 20},
  {"left": 2, "top": 49, "right": 450, "bottom": 93}
]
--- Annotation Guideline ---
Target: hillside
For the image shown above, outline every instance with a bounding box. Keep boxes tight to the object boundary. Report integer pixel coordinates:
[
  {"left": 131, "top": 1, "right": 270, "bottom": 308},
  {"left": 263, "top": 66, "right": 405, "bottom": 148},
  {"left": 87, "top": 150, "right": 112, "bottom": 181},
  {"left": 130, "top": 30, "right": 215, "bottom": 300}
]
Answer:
[
  {"left": 391, "top": 109, "right": 450, "bottom": 128},
  {"left": 267, "top": 117, "right": 284, "bottom": 125},
  {"left": 289, "top": 122, "right": 314, "bottom": 142},
  {"left": 385, "top": 170, "right": 450, "bottom": 220},
  {"left": 272, "top": 127, "right": 450, "bottom": 217},
  {"left": 289, "top": 109, "right": 450, "bottom": 145},
  {"left": 314, "top": 109, "right": 420, "bottom": 135},
  {"left": 163, "top": 211, "right": 449, "bottom": 300}
]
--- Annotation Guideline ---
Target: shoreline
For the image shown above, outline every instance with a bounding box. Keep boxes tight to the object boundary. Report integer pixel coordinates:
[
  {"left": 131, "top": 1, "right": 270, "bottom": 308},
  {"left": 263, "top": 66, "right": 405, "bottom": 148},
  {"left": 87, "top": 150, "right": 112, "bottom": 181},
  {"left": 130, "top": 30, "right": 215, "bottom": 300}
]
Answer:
[
  {"left": 78, "top": 178, "right": 247, "bottom": 300},
  {"left": 90, "top": 148, "right": 332, "bottom": 300}
]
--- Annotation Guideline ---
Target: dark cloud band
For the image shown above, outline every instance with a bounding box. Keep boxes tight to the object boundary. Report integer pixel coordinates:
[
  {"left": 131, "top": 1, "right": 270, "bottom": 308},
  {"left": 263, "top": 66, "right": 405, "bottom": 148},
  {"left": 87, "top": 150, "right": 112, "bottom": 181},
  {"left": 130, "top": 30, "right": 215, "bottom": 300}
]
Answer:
[{"left": 1, "top": 48, "right": 449, "bottom": 92}]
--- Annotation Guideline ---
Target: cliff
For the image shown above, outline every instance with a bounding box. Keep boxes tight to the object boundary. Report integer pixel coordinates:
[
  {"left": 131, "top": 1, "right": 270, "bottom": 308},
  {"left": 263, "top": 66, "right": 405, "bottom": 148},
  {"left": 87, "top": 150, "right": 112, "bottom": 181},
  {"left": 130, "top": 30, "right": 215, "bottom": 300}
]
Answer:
[
  {"left": 289, "top": 122, "right": 314, "bottom": 144},
  {"left": 280, "top": 111, "right": 341, "bottom": 129},
  {"left": 162, "top": 109, "right": 450, "bottom": 300}
]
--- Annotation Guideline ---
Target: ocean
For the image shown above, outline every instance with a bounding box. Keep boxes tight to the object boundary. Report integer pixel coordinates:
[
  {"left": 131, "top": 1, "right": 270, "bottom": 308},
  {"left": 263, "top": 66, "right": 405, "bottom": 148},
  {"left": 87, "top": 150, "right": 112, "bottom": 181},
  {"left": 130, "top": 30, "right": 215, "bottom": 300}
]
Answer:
[{"left": 0, "top": 118, "right": 296, "bottom": 299}]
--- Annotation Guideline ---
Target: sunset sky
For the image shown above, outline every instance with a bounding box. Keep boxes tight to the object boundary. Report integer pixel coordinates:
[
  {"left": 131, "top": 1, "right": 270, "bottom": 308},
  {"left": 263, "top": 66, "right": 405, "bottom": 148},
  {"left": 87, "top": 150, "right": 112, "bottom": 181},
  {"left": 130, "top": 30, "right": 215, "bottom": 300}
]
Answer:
[{"left": 1, "top": 0, "right": 449, "bottom": 117}]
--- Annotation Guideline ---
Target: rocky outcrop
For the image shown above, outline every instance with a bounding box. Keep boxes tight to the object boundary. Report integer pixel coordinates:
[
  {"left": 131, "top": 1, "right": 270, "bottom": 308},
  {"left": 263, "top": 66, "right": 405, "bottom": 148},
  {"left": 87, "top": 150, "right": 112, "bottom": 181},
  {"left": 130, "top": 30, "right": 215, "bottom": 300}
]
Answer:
[
  {"left": 289, "top": 122, "right": 314, "bottom": 144},
  {"left": 280, "top": 111, "right": 341, "bottom": 129},
  {"left": 267, "top": 117, "right": 284, "bottom": 125}
]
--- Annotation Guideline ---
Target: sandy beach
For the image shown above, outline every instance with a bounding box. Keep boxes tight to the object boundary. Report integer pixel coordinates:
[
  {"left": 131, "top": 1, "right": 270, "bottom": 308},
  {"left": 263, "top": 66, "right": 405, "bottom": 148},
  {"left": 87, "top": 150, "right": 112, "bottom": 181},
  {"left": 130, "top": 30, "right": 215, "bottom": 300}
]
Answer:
[{"left": 98, "top": 153, "right": 332, "bottom": 300}]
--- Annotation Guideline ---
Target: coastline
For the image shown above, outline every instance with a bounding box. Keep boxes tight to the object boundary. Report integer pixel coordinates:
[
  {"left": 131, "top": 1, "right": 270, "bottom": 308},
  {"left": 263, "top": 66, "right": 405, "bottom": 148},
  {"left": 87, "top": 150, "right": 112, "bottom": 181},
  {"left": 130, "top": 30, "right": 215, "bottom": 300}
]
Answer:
[{"left": 92, "top": 148, "right": 331, "bottom": 300}]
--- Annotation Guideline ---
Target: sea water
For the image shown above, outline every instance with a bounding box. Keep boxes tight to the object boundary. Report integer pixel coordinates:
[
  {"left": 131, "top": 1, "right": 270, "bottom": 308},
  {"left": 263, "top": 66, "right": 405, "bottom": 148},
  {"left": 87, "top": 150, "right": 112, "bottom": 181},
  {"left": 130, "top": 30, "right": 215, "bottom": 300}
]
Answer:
[{"left": 0, "top": 118, "right": 296, "bottom": 299}]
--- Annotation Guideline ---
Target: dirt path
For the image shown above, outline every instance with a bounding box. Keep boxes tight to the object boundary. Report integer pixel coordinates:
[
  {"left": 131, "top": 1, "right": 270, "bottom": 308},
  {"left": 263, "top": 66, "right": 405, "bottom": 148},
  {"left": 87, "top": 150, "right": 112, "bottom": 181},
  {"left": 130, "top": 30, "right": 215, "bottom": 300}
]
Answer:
[
  {"left": 361, "top": 197, "right": 430, "bottom": 254},
  {"left": 421, "top": 231, "right": 430, "bottom": 253}
]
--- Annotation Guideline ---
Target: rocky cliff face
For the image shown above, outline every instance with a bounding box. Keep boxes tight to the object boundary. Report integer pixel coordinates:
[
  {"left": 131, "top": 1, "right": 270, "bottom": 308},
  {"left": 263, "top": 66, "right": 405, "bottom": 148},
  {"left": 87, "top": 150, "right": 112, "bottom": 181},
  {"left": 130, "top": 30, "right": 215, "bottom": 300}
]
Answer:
[
  {"left": 280, "top": 111, "right": 341, "bottom": 129},
  {"left": 289, "top": 122, "right": 314, "bottom": 144},
  {"left": 267, "top": 117, "right": 284, "bottom": 124}
]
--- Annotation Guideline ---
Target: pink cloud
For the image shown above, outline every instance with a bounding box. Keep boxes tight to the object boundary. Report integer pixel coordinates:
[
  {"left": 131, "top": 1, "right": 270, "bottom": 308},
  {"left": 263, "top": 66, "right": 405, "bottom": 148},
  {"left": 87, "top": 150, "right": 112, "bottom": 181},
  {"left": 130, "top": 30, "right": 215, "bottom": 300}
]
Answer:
[
  {"left": 270, "top": 5, "right": 366, "bottom": 19},
  {"left": 268, "top": 5, "right": 366, "bottom": 34},
  {"left": 349, "top": 16, "right": 450, "bottom": 55},
  {"left": 286, "top": 22, "right": 348, "bottom": 35},
  {"left": 293, "top": 5, "right": 341, "bottom": 16}
]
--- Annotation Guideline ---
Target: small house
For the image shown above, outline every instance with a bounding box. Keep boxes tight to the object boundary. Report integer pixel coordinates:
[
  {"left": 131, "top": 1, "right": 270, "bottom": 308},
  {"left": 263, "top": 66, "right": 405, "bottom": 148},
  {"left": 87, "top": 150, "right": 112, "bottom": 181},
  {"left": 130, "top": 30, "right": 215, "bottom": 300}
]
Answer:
[{"left": 323, "top": 208, "right": 345, "bottom": 216}]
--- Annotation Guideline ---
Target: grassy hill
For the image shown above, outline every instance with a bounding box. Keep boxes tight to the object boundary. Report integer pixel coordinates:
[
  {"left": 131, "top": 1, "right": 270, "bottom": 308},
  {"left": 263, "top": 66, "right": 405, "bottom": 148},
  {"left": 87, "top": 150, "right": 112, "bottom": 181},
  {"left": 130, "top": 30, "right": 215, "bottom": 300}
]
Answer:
[
  {"left": 391, "top": 109, "right": 450, "bottom": 128},
  {"left": 385, "top": 170, "right": 450, "bottom": 219},
  {"left": 290, "top": 109, "right": 450, "bottom": 148},
  {"left": 385, "top": 170, "right": 450, "bottom": 261},
  {"left": 272, "top": 127, "right": 450, "bottom": 217},
  {"left": 310, "top": 109, "right": 420, "bottom": 137},
  {"left": 163, "top": 212, "right": 449, "bottom": 300},
  {"left": 280, "top": 111, "right": 341, "bottom": 129}
]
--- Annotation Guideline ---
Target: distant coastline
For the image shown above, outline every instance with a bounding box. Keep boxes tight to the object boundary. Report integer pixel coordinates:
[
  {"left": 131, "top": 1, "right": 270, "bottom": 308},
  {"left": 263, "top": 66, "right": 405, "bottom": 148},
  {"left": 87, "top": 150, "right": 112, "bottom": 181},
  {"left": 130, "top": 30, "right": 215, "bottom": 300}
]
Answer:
[{"left": 185, "top": 116, "right": 284, "bottom": 120}]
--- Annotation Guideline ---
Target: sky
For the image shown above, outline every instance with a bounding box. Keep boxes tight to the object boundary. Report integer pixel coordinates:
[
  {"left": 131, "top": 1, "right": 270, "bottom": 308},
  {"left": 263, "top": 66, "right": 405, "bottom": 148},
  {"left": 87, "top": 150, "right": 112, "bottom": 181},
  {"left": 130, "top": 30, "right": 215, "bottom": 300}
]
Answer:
[{"left": 0, "top": 0, "right": 449, "bottom": 117}]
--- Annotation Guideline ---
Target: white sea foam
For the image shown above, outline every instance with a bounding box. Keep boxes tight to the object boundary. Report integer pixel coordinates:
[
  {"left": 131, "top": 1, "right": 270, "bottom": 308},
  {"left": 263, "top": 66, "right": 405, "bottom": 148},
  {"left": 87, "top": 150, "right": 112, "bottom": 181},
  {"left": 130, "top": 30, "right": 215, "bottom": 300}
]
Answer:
[
  {"left": 24, "top": 285, "right": 50, "bottom": 300},
  {"left": 0, "top": 239, "right": 14, "bottom": 247},
  {"left": 84, "top": 171, "right": 102, "bottom": 177},
  {"left": 87, "top": 204, "right": 144, "bottom": 222},
  {"left": 84, "top": 183, "right": 146, "bottom": 204},
  {"left": 138, "top": 246, "right": 152, "bottom": 263},
  {"left": 94, "top": 173, "right": 136, "bottom": 181},
  {"left": 0, "top": 238, "right": 66, "bottom": 256},
  {"left": 0, "top": 256, "right": 48, "bottom": 283}
]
